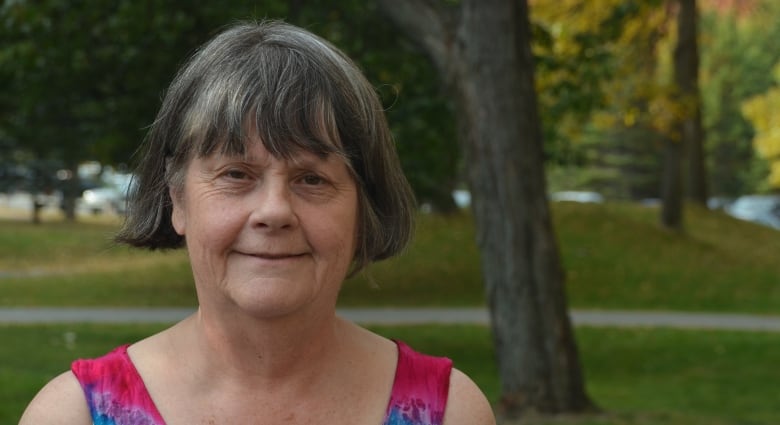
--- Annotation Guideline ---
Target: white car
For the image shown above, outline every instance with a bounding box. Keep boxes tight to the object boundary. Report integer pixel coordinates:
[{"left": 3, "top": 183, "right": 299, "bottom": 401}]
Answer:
[
  {"left": 726, "top": 195, "right": 780, "bottom": 229},
  {"left": 77, "top": 174, "right": 134, "bottom": 215},
  {"left": 551, "top": 191, "right": 604, "bottom": 203},
  {"left": 78, "top": 186, "right": 125, "bottom": 215}
]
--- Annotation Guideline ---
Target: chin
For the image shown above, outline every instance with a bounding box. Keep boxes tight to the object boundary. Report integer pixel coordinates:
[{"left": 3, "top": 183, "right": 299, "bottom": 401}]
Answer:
[{"left": 228, "top": 281, "right": 323, "bottom": 319}]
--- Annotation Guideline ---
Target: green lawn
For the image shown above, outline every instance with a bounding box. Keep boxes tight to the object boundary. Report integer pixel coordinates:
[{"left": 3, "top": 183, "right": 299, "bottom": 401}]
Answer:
[
  {"left": 555, "top": 203, "right": 780, "bottom": 313},
  {"left": 2, "top": 202, "right": 780, "bottom": 312},
  {"left": 3, "top": 324, "right": 778, "bottom": 424},
  {"left": 3, "top": 203, "right": 780, "bottom": 423}
]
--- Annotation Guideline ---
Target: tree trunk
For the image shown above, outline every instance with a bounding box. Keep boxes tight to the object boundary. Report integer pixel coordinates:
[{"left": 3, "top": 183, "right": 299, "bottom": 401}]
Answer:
[
  {"left": 675, "top": 0, "right": 707, "bottom": 206},
  {"left": 30, "top": 193, "right": 43, "bottom": 225},
  {"left": 60, "top": 162, "right": 80, "bottom": 222},
  {"left": 661, "top": 136, "right": 684, "bottom": 230},
  {"left": 378, "top": 0, "right": 594, "bottom": 418},
  {"left": 661, "top": 0, "right": 705, "bottom": 230}
]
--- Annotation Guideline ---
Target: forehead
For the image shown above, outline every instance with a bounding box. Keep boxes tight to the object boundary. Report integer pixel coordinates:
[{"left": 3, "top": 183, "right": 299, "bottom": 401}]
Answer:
[{"left": 201, "top": 136, "right": 350, "bottom": 171}]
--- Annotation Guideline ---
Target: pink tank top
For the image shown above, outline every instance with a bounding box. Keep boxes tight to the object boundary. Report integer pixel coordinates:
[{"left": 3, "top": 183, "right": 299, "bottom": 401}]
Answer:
[{"left": 72, "top": 340, "right": 452, "bottom": 425}]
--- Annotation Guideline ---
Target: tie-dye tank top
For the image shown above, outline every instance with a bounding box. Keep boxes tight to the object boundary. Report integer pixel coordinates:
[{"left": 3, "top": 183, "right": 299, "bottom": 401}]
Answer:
[{"left": 71, "top": 340, "right": 452, "bottom": 425}]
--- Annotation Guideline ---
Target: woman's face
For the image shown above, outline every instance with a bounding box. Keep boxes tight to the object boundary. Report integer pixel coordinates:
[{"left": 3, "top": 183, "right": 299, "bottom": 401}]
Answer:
[{"left": 170, "top": 137, "right": 359, "bottom": 319}]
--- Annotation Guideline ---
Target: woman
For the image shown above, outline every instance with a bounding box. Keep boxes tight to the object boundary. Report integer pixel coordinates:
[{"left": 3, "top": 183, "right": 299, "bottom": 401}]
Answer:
[{"left": 20, "top": 21, "right": 495, "bottom": 425}]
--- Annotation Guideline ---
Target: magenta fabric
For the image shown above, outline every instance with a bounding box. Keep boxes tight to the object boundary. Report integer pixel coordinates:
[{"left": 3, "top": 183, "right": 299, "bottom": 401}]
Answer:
[
  {"left": 72, "top": 345, "right": 164, "bottom": 425},
  {"left": 72, "top": 340, "right": 452, "bottom": 425},
  {"left": 384, "top": 340, "right": 452, "bottom": 425}
]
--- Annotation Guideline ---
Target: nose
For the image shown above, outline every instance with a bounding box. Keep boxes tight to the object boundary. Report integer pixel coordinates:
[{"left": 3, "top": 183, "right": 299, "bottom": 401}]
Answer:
[{"left": 249, "top": 178, "right": 298, "bottom": 230}]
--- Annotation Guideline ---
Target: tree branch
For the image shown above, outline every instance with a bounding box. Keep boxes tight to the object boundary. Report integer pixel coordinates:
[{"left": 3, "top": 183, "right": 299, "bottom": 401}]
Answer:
[{"left": 376, "top": 0, "right": 457, "bottom": 79}]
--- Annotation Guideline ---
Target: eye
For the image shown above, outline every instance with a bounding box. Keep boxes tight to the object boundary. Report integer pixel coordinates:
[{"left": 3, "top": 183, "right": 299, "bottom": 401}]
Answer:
[
  {"left": 300, "top": 174, "right": 325, "bottom": 186},
  {"left": 224, "top": 169, "right": 250, "bottom": 180}
]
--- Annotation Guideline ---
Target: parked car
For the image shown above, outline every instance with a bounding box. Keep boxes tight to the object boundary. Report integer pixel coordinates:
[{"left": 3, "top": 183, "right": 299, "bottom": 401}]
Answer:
[
  {"left": 550, "top": 191, "right": 604, "bottom": 203},
  {"left": 76, "top": 173, "right": 134, "bottom": 215},
  {"left": 725, "top": 194, "right": 780, "bottom": 229},
  {"left": 78, "top": 186, "right": 125, "bottom": 215}
]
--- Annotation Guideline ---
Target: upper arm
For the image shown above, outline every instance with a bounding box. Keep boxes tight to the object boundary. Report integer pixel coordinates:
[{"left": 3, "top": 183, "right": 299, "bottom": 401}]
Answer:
[
  {"left": 443, "top": 368, "right": 496, "bottom": 425},
  {"left": 19, "top": 370, "right": 92, "bottom": 425}
]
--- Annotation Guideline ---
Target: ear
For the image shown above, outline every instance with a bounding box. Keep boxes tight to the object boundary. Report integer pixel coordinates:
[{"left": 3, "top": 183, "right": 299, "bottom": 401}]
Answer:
[{"left": 170, "top": 186, "right": 186, "bottom": 236}]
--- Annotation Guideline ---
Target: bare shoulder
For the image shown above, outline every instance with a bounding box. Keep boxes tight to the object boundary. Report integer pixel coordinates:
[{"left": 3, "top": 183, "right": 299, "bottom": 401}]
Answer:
[
  {"left": 19, "top": 370, "right": 91, "bottom": 425},
  {"left": 443, "top": 367, "right": 496, "bottom": 425}
]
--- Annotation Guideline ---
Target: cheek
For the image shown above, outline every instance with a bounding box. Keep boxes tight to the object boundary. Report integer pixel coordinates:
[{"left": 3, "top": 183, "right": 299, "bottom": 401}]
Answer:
[
  {"left": 185, "top": 209, "right": 243, "bottom": 281},
  {"left": 318, "top": 208, "right": 359, "bottom": 260},
  {"left": 192, "top": 204, "right": 242, "bottom": 245},
  {"left": 178, "top": 195, "right": 243, "bottom": 253}
]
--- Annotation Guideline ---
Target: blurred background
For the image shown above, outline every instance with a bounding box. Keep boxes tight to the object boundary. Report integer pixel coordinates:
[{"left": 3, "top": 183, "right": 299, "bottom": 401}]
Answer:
[{"left": 2, "top": 0, "right": 780, "bottom": 224}]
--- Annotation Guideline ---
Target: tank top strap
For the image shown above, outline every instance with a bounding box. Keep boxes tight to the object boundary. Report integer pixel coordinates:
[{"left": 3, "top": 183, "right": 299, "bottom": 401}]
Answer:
[
  {"left": 384, "top": 340, "right": 453, "bottom": 425},
  {"left": 71, "top": 344, "right": 166, "bottom": 425}
]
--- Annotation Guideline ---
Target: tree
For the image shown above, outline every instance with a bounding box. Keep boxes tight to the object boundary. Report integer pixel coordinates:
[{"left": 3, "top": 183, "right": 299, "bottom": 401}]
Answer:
[
  {"left": 676, "top": 0, "right": 708, "bottom": 207},
  {"left": 700, "top": 0, "right": 780, "bottom": 196},
  {"left": 378, "top": 0, "right": 594, "bottom": 418},
  {"left": 534, "top": 0, "right": 669, "bottom": 200},
  {"left": 0, "top": 0, "right": 217, "bottom": 220},
  {"left": 741, "top": 63, "right": 780, "bottom": 189},
  {"left": 660, "top": 0, "right": 707, "bottom": 230},
  {"left": 0, "top": 1, "right": 463, "bottom": 220},
  {"left": 531, "top": 0, "right": 643, "bottom": 167}
]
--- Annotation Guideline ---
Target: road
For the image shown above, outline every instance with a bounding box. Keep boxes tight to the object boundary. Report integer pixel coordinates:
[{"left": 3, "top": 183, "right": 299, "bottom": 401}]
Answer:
[{"left": 1, "top": 307, "right": 779, "bottom": 332}]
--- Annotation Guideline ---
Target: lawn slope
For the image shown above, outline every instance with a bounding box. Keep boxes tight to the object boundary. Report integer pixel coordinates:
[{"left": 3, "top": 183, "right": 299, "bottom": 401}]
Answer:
[{"left": 1, "top": 202, "right": 779, "bottom": 312}]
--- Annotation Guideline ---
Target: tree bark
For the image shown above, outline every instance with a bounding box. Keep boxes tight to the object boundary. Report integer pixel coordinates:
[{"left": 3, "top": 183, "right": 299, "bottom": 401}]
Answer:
[
  {"left": 661, "top": 135, "right": 684, "bottom": 230},
  {"left": 675, "top": 0, "right": 707, "bottom": 206},
  {"left": 30, "top": 194, "right": 43, "bottom": 225},
  {"left": 379, "top": 0, "right": 594, "bottom": 418},
  {"left": 60, "top": 161, "right": 80, "bottom": 222}
]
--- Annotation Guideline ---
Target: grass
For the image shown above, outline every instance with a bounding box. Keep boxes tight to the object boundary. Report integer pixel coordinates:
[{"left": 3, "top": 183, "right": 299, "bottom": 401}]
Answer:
[
  {"left": 2, "top": 202, "right": 780, "bottom": 312},
  {"left": 3, "top": 203, "right": 780, "bottom": 424},
  {"left": 0, "top": 218, "right": 197, "bottom": 306},
  {"left": 555, "top": 202, "right": 780, "bottom": 312},
  {"left": 0, "top": 323, "right": 163, "bottom": 423},
  {"left": 2, "top": 323, "right": 779, "bottom": 424}
]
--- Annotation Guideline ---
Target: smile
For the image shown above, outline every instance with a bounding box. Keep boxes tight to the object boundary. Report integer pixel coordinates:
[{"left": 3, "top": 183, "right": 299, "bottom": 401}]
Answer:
[{"left": 238, "top": 251, "right": 307, "bottom": 260}]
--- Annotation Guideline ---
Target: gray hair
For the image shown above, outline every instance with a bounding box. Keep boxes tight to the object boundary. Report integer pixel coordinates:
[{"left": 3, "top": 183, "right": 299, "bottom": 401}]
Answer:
[{"left": 116, "top": 20, "right": 416, "bottom": 274}]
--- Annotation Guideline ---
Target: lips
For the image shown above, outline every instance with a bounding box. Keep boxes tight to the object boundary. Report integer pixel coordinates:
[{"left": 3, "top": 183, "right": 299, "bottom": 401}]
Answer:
[
  {"left": 253, "top": 253, "right": 305, "bottom": 259},
  {"left": 236, "top": 250, "right": 306, "bottom": 260}
]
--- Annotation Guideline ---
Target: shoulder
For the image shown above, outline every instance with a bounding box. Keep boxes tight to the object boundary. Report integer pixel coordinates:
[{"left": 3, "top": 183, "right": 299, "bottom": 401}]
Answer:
[
  {"left": 443, "top": 367, "right": 496, "bottom": 425},
  {"left": 389, "top": 340, "right": 494, "bottom": 424},
  {"left": 19, "top": 370, "right": 91, "bottom": 425}
]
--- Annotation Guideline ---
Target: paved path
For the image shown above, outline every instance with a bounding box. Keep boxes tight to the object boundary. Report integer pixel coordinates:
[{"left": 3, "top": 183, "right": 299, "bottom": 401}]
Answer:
[{"left": 1, "top": 307, "right": 780, "bottom": 332}]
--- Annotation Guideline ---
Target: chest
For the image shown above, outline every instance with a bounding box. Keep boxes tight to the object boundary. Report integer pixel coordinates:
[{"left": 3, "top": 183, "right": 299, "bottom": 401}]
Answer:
[
  {"left": 73, "top": 342, "right": 451, "bottom": 425},
  {"left": 155, "top": 385, "right": 389, "bottom": 425}
]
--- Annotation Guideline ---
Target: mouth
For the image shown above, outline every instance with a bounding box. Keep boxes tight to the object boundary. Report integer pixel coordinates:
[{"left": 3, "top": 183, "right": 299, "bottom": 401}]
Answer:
[{"left": 240, "top": 251, "right": 307, "bottom": 260}]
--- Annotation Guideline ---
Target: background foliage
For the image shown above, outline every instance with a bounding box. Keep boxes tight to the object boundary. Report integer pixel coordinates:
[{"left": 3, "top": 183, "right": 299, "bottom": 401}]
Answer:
[
  {"left": 0, "top": 0, "right": 459, "bottom": 211},
  {"left": 2, "top": 0, "right": 780, "bottom": 210}
]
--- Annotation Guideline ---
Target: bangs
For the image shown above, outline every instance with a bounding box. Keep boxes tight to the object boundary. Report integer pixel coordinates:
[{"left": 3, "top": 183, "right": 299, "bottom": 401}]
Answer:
[{"left": 179, "top": 45, "right": 345, "bottom": 161}]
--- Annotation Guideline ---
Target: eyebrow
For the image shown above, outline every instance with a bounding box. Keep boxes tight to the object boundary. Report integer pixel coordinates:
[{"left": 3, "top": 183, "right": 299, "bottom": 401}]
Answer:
[
  {"left": 288, "top": 152, "right": 349, "bottom": 171},
  {"left": 228, "top": 148, "right": 339, "bottom": 169}
]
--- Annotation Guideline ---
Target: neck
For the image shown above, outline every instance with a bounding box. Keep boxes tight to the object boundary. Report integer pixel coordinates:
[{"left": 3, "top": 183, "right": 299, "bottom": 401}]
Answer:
[{"left": 177, "top": 304, "right": 347, "bottom": 389}]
